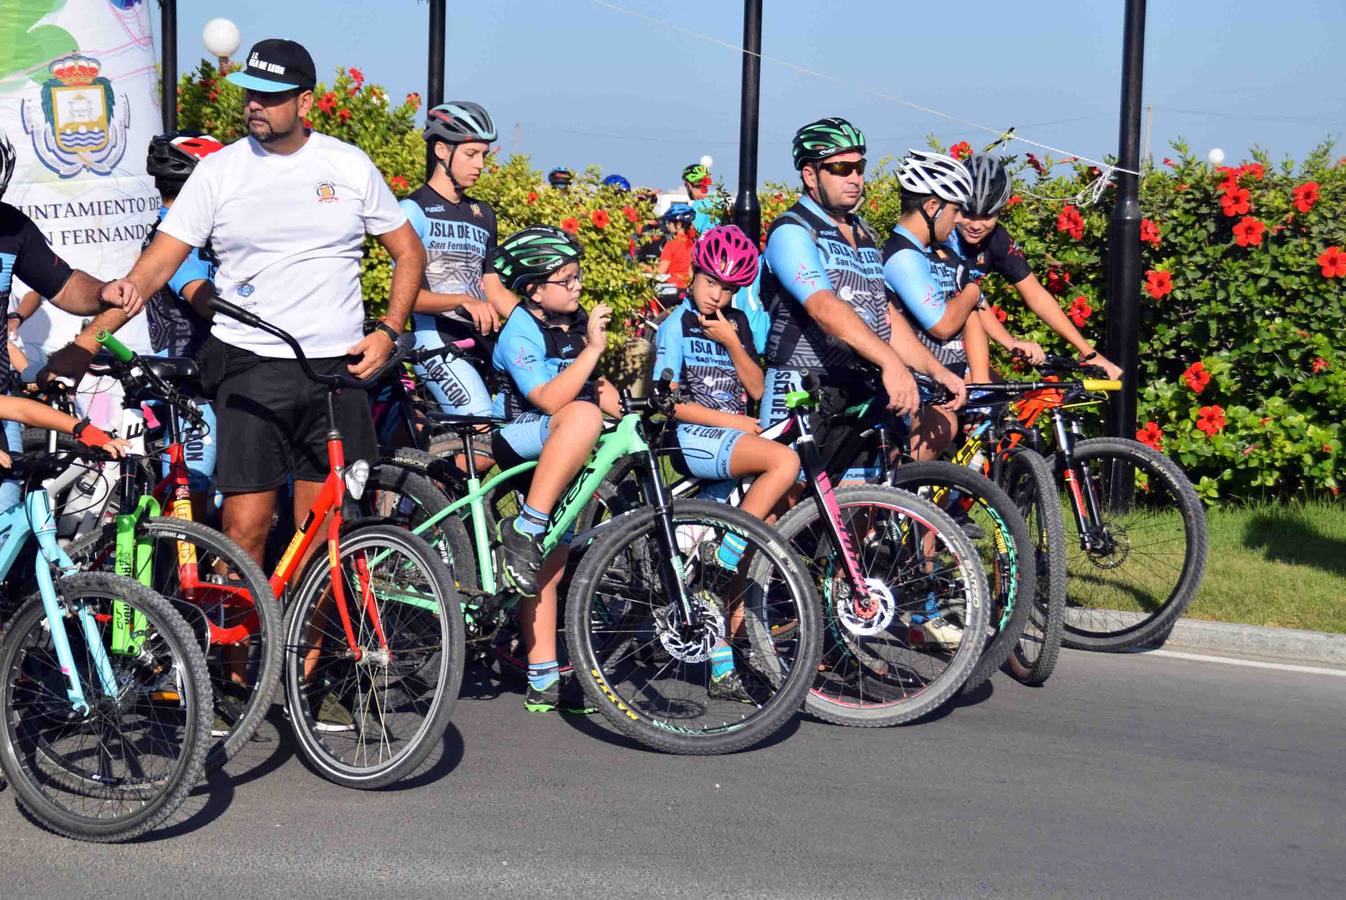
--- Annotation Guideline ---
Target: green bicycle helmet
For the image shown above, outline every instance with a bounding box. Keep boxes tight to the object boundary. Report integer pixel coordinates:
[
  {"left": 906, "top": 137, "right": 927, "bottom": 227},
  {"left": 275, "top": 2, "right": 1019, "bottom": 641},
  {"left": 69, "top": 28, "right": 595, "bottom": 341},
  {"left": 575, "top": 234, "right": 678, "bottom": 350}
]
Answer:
[
  {"left": 682, "top": 163, "right": 711, "bottom": 186},
  {"left": 492, "top": 225, "right": 582, "bottom": 293},
  {"left": 791, "top": 117, "right": 866, "bottom": 170}
]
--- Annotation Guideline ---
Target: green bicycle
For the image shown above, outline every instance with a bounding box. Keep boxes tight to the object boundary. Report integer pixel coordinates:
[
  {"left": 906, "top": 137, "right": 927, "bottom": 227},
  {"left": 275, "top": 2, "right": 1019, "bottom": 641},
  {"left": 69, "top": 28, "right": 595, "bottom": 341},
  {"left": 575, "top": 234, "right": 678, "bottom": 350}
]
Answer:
[{"left": 387, "top": 378, "right": 822, "bottom": 755}]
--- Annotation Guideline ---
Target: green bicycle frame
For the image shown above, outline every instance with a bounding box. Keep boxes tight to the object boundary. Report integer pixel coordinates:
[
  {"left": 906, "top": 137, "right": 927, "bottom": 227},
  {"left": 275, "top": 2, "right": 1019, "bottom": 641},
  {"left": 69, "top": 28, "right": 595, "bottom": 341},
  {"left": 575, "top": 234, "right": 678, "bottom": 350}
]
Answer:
[{"left": 111, "top": 494, "right": 161, "bottom": 656}]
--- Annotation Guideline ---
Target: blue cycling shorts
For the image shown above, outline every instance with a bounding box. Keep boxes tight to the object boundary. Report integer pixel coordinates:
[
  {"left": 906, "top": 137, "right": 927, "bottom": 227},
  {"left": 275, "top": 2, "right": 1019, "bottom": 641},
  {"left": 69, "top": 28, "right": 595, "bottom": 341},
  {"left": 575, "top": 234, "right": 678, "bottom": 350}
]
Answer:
[
  {"left": 494, "top": 412, "right": 551, "bottom": 464},
  {"left": 670, "top": 423, "right": 745, "bottom": 481},
  {"left": 412, "top": 319, "right": 493, "bottom": 417}
]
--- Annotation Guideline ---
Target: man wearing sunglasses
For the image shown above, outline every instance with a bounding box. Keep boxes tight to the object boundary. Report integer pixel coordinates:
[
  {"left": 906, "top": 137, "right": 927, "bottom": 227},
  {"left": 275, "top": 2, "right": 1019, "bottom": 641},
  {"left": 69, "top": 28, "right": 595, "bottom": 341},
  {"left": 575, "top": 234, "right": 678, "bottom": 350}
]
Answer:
[{"left": 757, "top": 117, "right": 966, "bottom": 458}]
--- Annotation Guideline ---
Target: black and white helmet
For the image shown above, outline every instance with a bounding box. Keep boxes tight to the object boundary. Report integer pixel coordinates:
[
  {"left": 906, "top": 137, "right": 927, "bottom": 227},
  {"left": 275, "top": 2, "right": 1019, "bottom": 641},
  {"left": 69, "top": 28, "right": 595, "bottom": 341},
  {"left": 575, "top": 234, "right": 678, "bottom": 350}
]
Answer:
[
  {"left": 897, "top": 149, "right": 974, "bottom": 205},
  {"left": 963, "top": 154, "right": 1012, "bottom": 216},
  {"left": 0, "top": 127, "right": 16, "bottom": 200},
  {"left": 423, "top": 101, "right": 497, "bottom": 145}
]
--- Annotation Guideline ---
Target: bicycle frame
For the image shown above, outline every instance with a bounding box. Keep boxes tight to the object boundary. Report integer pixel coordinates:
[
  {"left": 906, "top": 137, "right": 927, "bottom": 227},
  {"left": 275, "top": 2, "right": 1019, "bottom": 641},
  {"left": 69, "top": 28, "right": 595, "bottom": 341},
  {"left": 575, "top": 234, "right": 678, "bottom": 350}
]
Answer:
[{"left": 0, "top": 489, "right": 118, "bottom": 713}]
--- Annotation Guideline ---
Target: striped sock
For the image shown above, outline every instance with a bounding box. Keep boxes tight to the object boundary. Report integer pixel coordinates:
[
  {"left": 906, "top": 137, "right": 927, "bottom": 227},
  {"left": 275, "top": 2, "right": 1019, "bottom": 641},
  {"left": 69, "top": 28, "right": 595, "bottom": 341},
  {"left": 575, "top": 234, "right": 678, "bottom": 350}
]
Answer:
[
  {"left": 709, "top": 645, "right": 734, "bottom": 680},
  {"left": 527, "top": 660, "right": 560, "bottom": 691},
  {"left": 515, "top": 502, "right": 550, "bottom": 538},
  {"left": 716, "top": 531, "right": 748, "bottom": 570}
]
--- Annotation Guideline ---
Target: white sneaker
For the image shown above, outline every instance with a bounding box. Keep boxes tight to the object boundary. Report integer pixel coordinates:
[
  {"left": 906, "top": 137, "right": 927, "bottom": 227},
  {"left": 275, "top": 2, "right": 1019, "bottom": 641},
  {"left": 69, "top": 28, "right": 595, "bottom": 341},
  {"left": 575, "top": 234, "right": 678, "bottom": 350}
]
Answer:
[{"left": 915, "top": 615, "right": 964, "bottom": 647}]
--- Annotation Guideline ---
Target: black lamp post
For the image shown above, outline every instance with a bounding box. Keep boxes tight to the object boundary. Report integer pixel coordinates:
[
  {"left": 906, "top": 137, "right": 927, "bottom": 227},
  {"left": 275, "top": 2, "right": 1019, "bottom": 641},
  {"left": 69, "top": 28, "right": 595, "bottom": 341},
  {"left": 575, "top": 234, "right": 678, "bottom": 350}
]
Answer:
[
  {"left": 426, "top": 0, "right": 446, "bottom": 179},
  {"left": 160, "top": 0, "right": 177, "bottom": 132},
  {"left": 732, "top": 0, "right": 763, "bottom": 240}
]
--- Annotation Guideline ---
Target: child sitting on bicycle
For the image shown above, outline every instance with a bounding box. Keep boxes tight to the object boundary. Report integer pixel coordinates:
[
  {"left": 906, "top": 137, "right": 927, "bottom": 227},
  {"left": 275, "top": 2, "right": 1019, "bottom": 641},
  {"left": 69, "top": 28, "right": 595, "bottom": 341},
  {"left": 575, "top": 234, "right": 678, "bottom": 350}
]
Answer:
[
  {"left": 490, "top": 225, "right": 619, "bottom": 713},
  {"left": 653, "top": 224, "right": 801, "bottom": 702}
]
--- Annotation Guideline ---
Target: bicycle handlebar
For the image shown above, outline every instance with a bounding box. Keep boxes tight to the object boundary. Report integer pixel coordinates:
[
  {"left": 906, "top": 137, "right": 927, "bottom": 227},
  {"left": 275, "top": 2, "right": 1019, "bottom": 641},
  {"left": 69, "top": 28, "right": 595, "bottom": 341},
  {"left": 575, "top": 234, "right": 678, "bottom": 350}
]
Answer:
[
  {"left": 207, "top": 296, "right": 414, "bottom": 391},
  {"left": 93, "top": 331, "right": 205, "bottom": 429},
  {"left": 3, "top": 445, "right": 124, "bottom": 481},
  {"left": 622, "top": 369, "right": 680, "bottom": 416}
]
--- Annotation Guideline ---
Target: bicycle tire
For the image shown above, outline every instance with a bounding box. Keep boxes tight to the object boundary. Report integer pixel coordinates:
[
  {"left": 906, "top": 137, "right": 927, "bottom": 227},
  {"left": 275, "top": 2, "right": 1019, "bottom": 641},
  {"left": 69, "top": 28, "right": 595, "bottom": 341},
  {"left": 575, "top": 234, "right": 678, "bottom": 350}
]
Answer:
[
  {"left": 887, "top": 461, "right": 1034, "bottom": 694},
  {"left": 1055, "top": 437, "right": 1208, "bottom": 652},
  {"left": 65, "top": 517, "right": 282, "bottom": 768},
  {"left": 0, "top": 573, "right": 212, "bottom": 842},
  {"left": 565, "top": 499, "right": 821, "bottom": 755},
  {"left": 1000, "top": 448, "right": 1067, "bottom": 685},
  {"left": 773, "top": 485, "right": 990, "bottom": 726},
  {"left": 283, "top": 523, "right": 464, "bottom": 788}
]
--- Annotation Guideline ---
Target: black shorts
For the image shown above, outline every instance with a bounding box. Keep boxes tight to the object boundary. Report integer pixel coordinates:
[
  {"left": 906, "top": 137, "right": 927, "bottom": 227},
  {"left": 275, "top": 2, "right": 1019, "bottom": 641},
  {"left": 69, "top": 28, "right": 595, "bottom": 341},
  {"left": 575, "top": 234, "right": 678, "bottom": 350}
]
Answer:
[{"left": 200, "top": 336, "right": 379, "bottom": 493}]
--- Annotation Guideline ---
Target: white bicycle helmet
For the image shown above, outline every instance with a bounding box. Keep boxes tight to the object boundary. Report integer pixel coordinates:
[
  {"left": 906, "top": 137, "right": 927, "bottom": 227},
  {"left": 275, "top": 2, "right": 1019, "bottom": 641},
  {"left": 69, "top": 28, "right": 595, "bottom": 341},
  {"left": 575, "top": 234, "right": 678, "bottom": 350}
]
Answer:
[{"left": 897, "top": 149, "right": 974, "bottom": 205}]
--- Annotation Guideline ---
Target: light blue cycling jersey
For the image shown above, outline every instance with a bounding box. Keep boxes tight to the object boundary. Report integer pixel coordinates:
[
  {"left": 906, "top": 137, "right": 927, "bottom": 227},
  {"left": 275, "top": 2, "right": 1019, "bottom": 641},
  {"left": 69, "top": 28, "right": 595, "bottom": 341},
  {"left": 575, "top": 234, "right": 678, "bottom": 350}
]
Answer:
[
  {"left": 491, "top": 306, "right": 597, "bottom": 419},
  {"left": 653, "top": 299, "right": 756, "bottom": 414},
  {"left": 760, "top": 195, "right": 888, "bottom": 372},
  {"left": 731, "top": 267, "right": 770, "bottom": 355},
  {"left": 691, "top": 196, "right": 719, "bottom": 236},
  {"left": 882, "top": 223, "right": 968, "bottom": 368}
]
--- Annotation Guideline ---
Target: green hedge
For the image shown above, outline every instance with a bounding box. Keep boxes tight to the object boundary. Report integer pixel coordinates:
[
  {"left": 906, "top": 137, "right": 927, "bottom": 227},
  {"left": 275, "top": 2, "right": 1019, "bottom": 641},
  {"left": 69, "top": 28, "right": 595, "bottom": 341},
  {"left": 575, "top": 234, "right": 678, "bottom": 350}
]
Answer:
[{"left": 179, "top": 61, "right": 1345, "bottom": 500}]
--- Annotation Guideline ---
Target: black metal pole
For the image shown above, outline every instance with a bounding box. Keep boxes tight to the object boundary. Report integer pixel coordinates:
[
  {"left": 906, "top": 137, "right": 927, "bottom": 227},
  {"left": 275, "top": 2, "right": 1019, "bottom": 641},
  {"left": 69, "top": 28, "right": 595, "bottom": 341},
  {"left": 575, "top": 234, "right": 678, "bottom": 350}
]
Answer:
[
  {"left": 1104, "top": 0, "right": 1146, "bottom": 506},
  {"left": 425, "top": 0, "right": 446, "bottom": 179},
  {"left": 160, "top": 0, "right": 177, "bottom": 133},
  {"left": 732, "top": 0, "right": 762, "bottom": 241}
]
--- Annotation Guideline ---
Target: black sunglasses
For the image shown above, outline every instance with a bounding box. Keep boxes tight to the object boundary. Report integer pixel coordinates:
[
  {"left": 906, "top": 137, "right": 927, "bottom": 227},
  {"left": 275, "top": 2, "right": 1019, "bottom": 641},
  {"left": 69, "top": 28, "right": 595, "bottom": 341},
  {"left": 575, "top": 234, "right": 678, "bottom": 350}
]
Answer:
[{"left": 816, "top": 159, "right": 867, "bottom": 177}]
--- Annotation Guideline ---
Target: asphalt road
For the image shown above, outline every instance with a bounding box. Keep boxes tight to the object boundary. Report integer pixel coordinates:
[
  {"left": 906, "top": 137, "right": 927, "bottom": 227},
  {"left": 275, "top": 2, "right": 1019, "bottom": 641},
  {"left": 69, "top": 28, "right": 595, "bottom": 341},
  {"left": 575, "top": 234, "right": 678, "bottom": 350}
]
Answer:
[{"left": 3, "top": 649, "right": 1343, "bottom": 899}]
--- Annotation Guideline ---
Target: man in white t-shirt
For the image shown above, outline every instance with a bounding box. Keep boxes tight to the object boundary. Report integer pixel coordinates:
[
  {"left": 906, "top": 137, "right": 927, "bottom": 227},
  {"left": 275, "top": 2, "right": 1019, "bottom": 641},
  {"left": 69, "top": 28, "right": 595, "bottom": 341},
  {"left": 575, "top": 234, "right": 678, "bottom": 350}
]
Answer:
[{"left": 114, "top": 38, "right": 426, "bottom": 567}]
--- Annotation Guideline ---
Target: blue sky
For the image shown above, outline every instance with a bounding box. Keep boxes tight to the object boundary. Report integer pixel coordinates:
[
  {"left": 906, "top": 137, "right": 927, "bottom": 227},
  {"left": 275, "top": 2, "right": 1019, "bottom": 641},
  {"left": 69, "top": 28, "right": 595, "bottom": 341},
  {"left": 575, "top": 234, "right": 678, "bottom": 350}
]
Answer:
[{"left": 157, "top": 0, "right": 1346, "bottom": 188}]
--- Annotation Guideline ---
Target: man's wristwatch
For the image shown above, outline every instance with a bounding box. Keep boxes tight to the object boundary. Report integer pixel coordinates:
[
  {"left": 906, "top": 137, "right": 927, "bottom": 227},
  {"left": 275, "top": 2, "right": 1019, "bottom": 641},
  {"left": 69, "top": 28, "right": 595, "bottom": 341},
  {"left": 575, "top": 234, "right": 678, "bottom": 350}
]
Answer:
[{"left": 372, "top": 321, "right": 401, "bottom": 344}]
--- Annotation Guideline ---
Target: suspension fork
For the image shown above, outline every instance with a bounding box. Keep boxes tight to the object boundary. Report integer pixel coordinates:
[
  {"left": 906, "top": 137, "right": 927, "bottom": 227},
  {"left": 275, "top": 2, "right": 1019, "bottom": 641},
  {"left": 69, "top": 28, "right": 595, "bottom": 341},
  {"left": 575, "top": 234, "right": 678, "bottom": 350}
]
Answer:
[
  {"left": 636, "top": 450, "right": 695, "bottom": 623},
  {"left": 1051, "top": 410, "right": 1104, "bottom": 549}
]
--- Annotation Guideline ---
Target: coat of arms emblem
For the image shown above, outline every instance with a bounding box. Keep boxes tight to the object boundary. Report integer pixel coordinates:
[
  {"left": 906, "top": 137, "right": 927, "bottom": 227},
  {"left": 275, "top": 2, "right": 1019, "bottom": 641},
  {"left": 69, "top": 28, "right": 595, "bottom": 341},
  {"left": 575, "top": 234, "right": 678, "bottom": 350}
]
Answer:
[{"left": 20, "top": 55, "right": 129, "bottom": 178}]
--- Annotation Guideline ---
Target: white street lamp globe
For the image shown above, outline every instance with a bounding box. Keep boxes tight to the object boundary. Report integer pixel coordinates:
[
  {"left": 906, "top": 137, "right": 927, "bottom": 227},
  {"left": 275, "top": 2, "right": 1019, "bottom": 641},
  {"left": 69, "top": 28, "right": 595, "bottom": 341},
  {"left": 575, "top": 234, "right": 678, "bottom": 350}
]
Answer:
[
  {"left": 699, "top": 154, "right": 714, "bottom": 169},
  {"left": 1207, "top": 147, "right": 1225, "bottom": 165},
  {"left": 203, "top": 18, "right": 241, "bottom": 59}
]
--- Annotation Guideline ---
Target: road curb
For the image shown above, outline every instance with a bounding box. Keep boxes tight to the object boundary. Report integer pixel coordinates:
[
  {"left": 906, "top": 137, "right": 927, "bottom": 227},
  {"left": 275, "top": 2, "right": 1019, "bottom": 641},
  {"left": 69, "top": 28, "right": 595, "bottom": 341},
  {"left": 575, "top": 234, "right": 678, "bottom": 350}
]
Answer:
[{"left": 1161, "top": 617, "right": 1346, "bottom": 664}]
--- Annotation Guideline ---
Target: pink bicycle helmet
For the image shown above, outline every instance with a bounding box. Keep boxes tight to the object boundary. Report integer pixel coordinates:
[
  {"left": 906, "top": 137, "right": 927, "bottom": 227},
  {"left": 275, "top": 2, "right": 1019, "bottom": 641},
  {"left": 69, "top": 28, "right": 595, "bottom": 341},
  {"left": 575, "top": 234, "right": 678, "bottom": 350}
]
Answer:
[{"left": 691, "top": 224, "right": 760, "bottom": 287}]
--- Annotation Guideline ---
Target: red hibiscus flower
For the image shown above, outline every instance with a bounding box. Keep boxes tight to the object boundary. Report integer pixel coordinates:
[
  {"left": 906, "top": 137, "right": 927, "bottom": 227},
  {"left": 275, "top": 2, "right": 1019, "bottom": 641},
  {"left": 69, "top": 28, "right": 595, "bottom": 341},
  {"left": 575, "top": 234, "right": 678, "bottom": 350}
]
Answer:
[
  {"left": 1232, "top": 216, "right": 1266, "bottom": 247},
  {"left": 949, "top": 141, "right": 972, "bottom": 161},
  {"left": 623, "top": 204, "right": 639, "bottom": 224},
  {"left": 1045, "top": 266, "right": 1072, "bottom": 295},
  {"left": 1136, "top": 421, "right": 1164, "bottom": 450},
  {"left": 1176, "top": 183, "right": 1189, "bottom": 192},
  {"left": 348, "top": 67, "right": 364, "bottom": 86},
  {"left": 1026, "top": 153, "right": 1046, "bottom": 175},
  {"left": 1182, "top": 361, "right": 1211, "bottom": 394},
  {"left": 337, "top": 108, "right": 352, "bottom": 123},
  {"left": 591, "top": 209, "right": 611, "bottom": 230},
  {"left": 1005, "top": 194, "right": 1023, "bottom": 208},
  {"left": 1293, "top": 182, "right": 1320, "bottom": 213},
  {"left": 389, "top": 175, "right": 409, "bottom": 191},
  {"left": 1196, "top": 405, "right": 1226, "bottom": 437},
  {"left": 317, "top": 91, "right": 338, "bottom": 115},
  {"left": 1140, "top": 218, "right": 1161, "bottom": 247},
  {"left": 1318, "top": 246, "right": 1346, "bottom": 278},
  {"left": 1162, "top": 157, "right": 1176, "bottom": 167},
  {"left": 1056, "top": 205, "right": 1084, "bottom": 240},
  {"left": 1068, "top": 295, "right": 1092, "bottom": 327},
  {"left": 1220, "top": 187, "right": 1251, "bottom": 217},
  {"left": 1241, "top": 162, "right": 1264, "bottom": 180},
  {"left": 405, "top": 92, "right": 421, "bottom": 110},
  {"left": 526, "top": 191, "right": 538, "bottom": 205},
  {"left": 560, "top": 217, "right": 580, "bottom": 235},
  {"left": 869, "top": 198, "right": 878, "bottom": 210},
  {"left": 1312, "top": 356, "right": 1330, "bottom": 374},
  {"left": 208, "top": 89, "right": 218, "bottom": 103},
  {"left": 1145, "top": 269, "right": 1173, "bottom": 299},
  {"left": 991, "top": 305, "right": 1007, "bottom": 324}
]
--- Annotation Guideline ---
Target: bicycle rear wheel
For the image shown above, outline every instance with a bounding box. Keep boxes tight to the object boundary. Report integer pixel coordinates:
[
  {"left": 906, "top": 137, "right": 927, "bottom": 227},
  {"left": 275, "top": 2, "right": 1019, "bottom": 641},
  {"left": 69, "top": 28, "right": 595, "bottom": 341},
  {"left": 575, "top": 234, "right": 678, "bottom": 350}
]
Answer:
[
  {"left": 0, "top": 573, "right": 212, "bottom": 842},
  {"left": 773, "top": 485, "right": 990, "bottom": 726},
  {"left": 887, "top": 461, "right": 1034, "bottom": 693},
  {"left": 283, "top": 524, "right": 464, "bottom": 788},
  {"left": 999, "top": 449, "right": 1067, "bottom": 684},
  {"left": 565, "top": 500, "right": 821, "bottom": 755},
  {"left": 1056, "top": 438, "right": 1208, "bottom": 652},
  {"left": 66, "top": 517, "right": 281, "bottom": 768}
]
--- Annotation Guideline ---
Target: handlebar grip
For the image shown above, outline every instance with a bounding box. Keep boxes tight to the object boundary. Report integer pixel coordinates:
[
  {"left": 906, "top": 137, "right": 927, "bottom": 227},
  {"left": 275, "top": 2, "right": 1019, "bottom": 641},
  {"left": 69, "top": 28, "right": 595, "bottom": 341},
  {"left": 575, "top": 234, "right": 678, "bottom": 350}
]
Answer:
[
  {"left": 1081, "top": 379, "right": 1122, "bottom": 392},
  {"left": 208, "top": 296, "right": 266, "bottom": 329},
  {"left": 95, "top": 330, "right": 135, "bottom": 363}
]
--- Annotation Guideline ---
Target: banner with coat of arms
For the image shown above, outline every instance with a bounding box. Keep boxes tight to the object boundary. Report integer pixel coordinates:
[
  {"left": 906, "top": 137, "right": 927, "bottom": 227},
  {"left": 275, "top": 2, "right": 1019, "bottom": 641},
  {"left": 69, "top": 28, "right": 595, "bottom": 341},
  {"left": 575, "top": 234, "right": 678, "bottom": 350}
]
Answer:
[{"left": 0, "top": 0, "right": 159, "bottom": 364}]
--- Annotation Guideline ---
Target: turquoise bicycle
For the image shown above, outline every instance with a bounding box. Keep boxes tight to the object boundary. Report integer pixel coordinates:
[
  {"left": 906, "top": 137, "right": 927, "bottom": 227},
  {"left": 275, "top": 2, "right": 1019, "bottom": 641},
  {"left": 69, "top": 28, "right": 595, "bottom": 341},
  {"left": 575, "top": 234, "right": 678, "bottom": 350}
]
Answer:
[{"left": 0, "top": 451, "right": 212, "bottom": 841}]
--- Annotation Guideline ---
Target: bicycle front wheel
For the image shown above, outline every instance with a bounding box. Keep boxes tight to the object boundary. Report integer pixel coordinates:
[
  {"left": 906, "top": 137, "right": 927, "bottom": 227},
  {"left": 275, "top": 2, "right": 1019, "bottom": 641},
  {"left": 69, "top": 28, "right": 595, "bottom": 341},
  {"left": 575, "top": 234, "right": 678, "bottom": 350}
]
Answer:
[
  {"left": 774, "top": 485, "right": 990, "bottom": 726},
  {"left": 0, "top": 573, "right": 212, "bottom": 842},
  {"left": 1056, "top": 437, "right": 1208, "bottom": 652},
  {"left": 565, "top": 499, "right": 821, "bottom": 755},
  {"left": 283, "top": 524, "right": 465, "bottom": 789}
]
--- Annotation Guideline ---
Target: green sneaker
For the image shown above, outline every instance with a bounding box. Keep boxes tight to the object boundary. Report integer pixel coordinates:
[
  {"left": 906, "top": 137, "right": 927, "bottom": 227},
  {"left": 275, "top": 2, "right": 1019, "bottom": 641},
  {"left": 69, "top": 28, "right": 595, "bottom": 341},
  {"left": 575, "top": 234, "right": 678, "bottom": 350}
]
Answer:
[
  {"left": 523, "top": 675, "right": 596, "bottom": 715},
  {"left": 708, "top": 667, "right": 756, "bottom": 705}
]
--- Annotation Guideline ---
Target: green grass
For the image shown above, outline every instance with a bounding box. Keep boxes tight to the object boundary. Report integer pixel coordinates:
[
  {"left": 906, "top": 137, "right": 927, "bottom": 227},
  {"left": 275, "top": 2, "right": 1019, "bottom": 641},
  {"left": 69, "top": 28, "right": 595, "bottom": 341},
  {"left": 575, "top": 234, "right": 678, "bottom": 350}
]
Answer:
[{"left": 1185, "top": 501, "right": 1346, "bottom": 634}]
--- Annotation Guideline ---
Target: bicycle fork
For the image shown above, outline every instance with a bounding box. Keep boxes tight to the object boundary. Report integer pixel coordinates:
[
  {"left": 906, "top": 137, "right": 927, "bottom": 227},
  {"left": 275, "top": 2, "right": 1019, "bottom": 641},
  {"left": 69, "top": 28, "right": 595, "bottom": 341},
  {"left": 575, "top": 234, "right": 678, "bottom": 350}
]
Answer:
[{"left": 1051, "top": 411, "right": 1108, "bottom": 552}]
